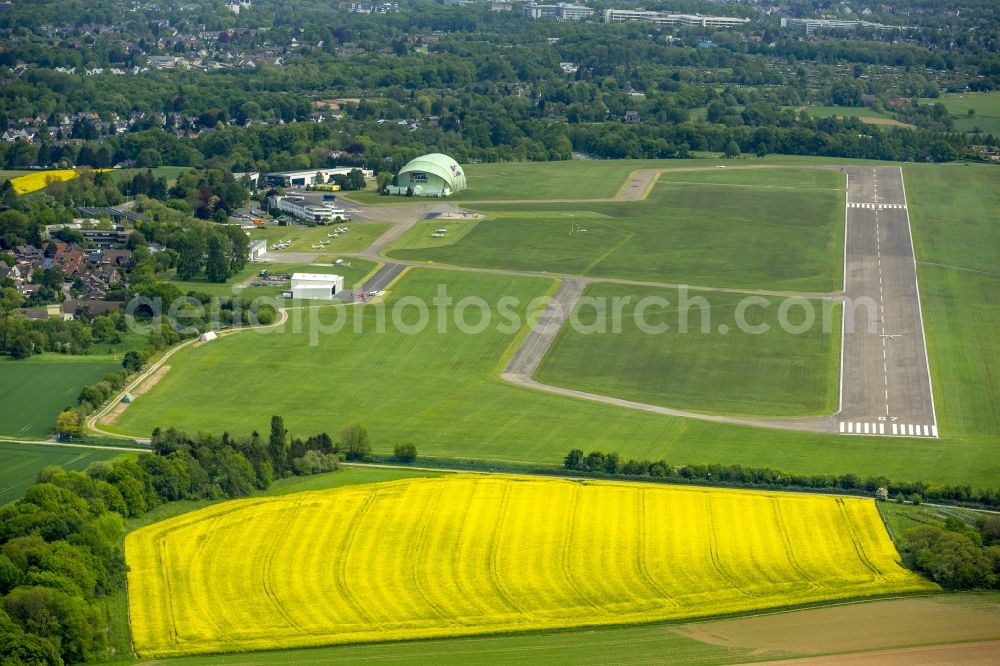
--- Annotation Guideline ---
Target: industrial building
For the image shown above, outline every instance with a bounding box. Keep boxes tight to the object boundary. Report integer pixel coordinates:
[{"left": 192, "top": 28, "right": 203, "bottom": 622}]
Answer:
[
  {"left": 523, "top": 2, "right": 593, "bottom": 20},
  {"left": 265, "top": 167, "right": 374, "bottom": 188},
  {"left": 779, "top": 17, "right": 897, "bottom": 32},
  {"left": 290, "top": 273, "right": 344, "bottom": 300},
  {"left": 603, "top": 9, "right": 749, "bottom": 28},
  {"left": 385, "top": 153, "right": 467, "bottom": 197},
  {"left": 267, "top": 195, "right": 348, "bottom": 223}
]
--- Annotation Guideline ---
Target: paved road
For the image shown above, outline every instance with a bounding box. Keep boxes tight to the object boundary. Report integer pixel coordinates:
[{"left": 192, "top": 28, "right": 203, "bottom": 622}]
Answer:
[
  {"left": 836, "top": 166, "right": 937, "bottom": 438},
  {"left": 86, "top": 164, "right": 940, "bottom": 441},
  {"left": 499, "top": 167, "right": 938, "bottom": 439},
  {"left": 502, "top": 279, "right": 587, "bottom": 380}
]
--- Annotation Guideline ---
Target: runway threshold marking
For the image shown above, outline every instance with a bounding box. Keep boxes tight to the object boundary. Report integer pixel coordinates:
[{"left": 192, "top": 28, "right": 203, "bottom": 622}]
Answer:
[{"left": 841, "top": 421, "right": 936, "bottom": 437}]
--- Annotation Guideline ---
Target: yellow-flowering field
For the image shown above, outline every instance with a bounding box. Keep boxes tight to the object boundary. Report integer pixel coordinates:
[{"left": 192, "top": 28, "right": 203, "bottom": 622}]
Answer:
[
  {"left": 8, "top": 169, "right": 80, "bottom": 194},
  {"left": 125, "top": 475, "right": 936, "bottom": 658}
]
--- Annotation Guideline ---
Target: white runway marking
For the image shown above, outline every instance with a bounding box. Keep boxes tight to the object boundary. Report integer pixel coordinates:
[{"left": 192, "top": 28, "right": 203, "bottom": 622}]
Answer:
[
  {"left": 846, "top": 202, "right": 906, "bottom": 210},
  {"left": 840, "top": 421, "right": 937, "bottom": 437}
]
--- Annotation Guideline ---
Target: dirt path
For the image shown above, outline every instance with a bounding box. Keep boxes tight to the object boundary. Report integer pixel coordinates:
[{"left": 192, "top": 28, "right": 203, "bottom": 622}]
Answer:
[
  {"left": 87, "top": 304, "right": 295, "bottom": 439},
  {"left": 502, "top": 279, "right": 587, "bottom": 380},
  {"left": 102, "top": 365, "right": 171, "bottom": 425},
  {"left": 741, "top": 641, "right": 1000, "bottom": 666}
]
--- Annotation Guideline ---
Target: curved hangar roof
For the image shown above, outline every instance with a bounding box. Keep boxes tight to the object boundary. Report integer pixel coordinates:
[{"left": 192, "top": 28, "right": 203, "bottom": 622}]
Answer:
[{"left": 398, "top": 153, "right": 466, "bottom": 192}]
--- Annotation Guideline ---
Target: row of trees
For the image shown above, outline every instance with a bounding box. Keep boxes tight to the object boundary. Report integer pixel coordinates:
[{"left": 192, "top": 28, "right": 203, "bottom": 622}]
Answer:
[
  {"left": 562, "top": 449, "right": 1000, "bottom": 510},
  {"left": 0, "top": 417, "right": 351, "bottom": 664}
]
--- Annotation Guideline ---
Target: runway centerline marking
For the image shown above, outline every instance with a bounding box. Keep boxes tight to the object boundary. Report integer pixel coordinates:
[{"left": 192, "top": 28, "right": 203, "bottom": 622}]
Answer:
[{"left": 874, "top": 207, "right": 890, "bottom": 416}]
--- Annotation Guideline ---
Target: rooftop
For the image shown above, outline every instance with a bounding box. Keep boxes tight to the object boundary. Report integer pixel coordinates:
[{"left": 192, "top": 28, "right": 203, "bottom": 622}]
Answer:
[{"left": 292, "top": 273, "right": 343, "bottom": 282}]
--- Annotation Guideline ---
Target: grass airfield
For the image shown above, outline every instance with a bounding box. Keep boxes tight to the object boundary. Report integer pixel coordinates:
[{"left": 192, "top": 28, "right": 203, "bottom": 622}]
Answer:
[
  {"left": 538, "top": 284, "right": 841, "bottom": 417},
  {"left": 103, "top": 160, "right": 1000, "bottom": 487},
  {"left": 389, "top": 168, "right": 844, "bottom": 292}
]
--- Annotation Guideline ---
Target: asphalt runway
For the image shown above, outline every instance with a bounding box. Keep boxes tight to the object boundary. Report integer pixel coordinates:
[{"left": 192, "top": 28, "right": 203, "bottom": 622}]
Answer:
[
  {"left": 836, "top": 167, "right": 937, "bottom": 437},
  {"left": 502, "top": 279, "right": 587, "bottom": 380},
  {"left": 500, "top": 167, "right": 939, "bottom": 439}
]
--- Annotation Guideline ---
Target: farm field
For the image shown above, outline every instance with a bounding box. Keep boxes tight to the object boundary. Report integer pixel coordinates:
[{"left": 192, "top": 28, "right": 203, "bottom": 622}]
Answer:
[
  {"left": 249, "top": 221, "right": 391, "bottom": 255},
  {"left": 109, "top": 165, "right": 190, "bottom": 186},
  {"left": 791, "top": 105, "right": 913, "bottom": 127},
  {"left": 133, "top": 592, "right": 1000, "bottom": 666},
  {"left": 538, "top": 284, "right": 841, "bottom": 417},
  {"left": 126, "top": 475, "right": 935, "bottom": 658},
  {"left": 918, "top": 92, "right": 1000, "bottom": 135},
  {"left": 390, "top": 168, "right": 844, "bottom": 292},
  {"left": 0, "top": 441, "right": 121, "bottom": 505},
  {"left": 0, "top": 355, "right": 121, "bottom": 438},
  {"left": 107, "top": 266, "right": 1000, "bottom": 487},
  {"left": 0, "top": 169, "right": 32, "bottom": 184},
  {"left": 8, "top": 168, "right": 80, "bottom": 194}
]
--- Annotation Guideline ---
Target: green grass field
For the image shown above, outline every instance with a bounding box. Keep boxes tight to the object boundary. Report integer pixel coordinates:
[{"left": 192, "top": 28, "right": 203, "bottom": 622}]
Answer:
[
  {"left": 0, "top": 441, "right": 122, "bottom": 505},
  {"left": 904, "top": 166, "right": 1000, "bottom": 274},
  {"left": 0, "top": 355, "right": 122, "bottom": 438},
  {"left": 389, "top": 218, "right": 481, "bottom": 251},
  {"left": 878, "top": 501, "right": 982, "bottom": 543},
  {"left": 655, "top": 166, "right": 842, "bottom": 190},
  {"left": 390, "top": 169, "right": 844, "bottom": 292},
  {"left": 903, "top": 165, "right": 1000, "bottom": 445},
  {"left": 0, "top": 169, "right": 32, "bottom": 183},
  {"left": 110, "top": 166, "right": 189, "bottom": 186},
  {"left": 794, "top": 105, "right": 896, "bottom": 121},
  {"left": 918, "top": 92, "right": 1000, "bottom": 135},
  {"left": 249, "top": 222, "right": 391, "bottom": 255},
  {"left": 538, "top": 284, "right": 840, "bottom": 417},
  {"left": 169, "top": 258, "right": 377, "bottom": 302},
  {"left": 348, "top": 160, "right": 674, "bottom": 203},
  {"left": 116, "top": 589, "right": 1000, "bottom": 666},
  {"left": 107, "top": 264, "right": 1000, "bottom": 486}
]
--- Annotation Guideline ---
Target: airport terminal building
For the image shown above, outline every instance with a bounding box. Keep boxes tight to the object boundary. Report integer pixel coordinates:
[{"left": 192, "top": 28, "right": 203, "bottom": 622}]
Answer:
[{"left": 385, "top": 153, "right": 466, "bottom": 197}]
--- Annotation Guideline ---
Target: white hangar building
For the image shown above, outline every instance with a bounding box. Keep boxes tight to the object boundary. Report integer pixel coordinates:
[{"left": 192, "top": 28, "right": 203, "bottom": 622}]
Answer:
[{"left": 290, "top": 273, "right": 345, "bottom": 300}]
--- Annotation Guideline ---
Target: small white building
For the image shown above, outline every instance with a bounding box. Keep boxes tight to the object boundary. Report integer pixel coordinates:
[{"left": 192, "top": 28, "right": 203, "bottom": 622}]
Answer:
[
  {"left": 199, "top": 330, "right": 218, "bottom": 342},
  {"left": 248, "top": 239, "right": 267, "bottom": 261},
  {"left": 291, "top": 273, "right": 344, "bottom": 300}
]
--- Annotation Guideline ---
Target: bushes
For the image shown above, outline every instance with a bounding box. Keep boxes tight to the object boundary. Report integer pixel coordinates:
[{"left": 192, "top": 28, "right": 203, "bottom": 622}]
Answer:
[
  {"left": 291, "top": 450, "right": 341, "bottom": 476},
  {"left": 562, "top": 449, "right": 1000, "bottom": 510},
  {"left": 392, "top": 443, "right": 417, "bottom": 463},
  {"left": 902, "top": 518, "right": 1000, "bottom": 589},
  {"left": 0, "top": 416, "right": 345, "bottom": 664}
]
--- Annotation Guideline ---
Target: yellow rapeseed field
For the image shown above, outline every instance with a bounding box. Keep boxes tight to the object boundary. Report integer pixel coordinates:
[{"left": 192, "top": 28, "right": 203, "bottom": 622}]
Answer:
[
  {"left": 9, "top": 169, "right": 80, "bottom": 195},
  {"left": 125, "top": 475, "right": 936, "bottom": 658}
]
